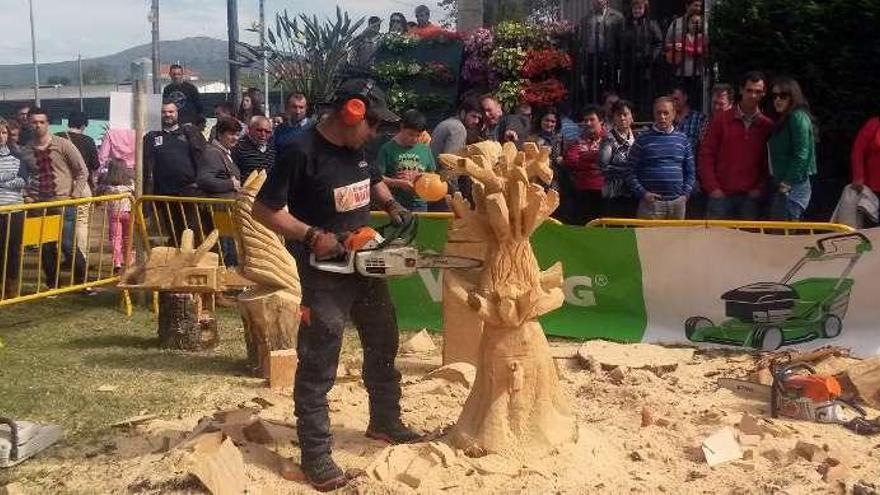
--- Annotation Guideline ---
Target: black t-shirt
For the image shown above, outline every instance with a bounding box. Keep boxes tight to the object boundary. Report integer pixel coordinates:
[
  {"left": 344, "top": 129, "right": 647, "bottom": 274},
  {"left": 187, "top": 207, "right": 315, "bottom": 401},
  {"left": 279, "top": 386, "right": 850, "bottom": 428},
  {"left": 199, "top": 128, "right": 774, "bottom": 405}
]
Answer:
[{"left": 257, "top": 127, "right": 383, "bottom": 237}]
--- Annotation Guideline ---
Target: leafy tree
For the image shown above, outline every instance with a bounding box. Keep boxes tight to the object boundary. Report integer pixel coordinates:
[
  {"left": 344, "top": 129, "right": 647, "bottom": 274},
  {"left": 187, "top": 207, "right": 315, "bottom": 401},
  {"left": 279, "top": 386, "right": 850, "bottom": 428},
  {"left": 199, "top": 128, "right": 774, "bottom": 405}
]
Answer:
[
  {"left": 711, "top": 0, "right": 880, "bottom": 180},
  {"left": 236, "top": 7, "right": 364, "bottom": 109}
]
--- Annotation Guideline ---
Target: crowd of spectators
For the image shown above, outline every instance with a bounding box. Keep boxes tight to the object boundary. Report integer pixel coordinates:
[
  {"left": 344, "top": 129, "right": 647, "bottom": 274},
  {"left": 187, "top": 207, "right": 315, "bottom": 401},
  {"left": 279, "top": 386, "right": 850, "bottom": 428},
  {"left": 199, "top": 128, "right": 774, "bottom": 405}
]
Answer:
[{"left": 3, "top": 2, "right": 880, "bottom": 298}]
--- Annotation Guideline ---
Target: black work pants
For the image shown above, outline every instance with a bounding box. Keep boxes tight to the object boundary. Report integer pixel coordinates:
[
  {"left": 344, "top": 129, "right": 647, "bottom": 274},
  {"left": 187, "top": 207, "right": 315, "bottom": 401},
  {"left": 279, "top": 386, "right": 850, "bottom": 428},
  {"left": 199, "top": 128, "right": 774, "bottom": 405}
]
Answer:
[{"left": 295, "top": 271, "right": 402, "bottom": 460}]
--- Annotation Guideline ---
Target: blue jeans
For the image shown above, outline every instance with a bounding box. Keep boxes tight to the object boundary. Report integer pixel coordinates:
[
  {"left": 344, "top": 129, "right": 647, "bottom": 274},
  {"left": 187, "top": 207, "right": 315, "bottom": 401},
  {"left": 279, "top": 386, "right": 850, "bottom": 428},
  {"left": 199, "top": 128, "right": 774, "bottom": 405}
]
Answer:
[
  {"left": 769, "top": 181, "right": 811, "bottom": 221},
  {"left": 706, "top": 194, "right": 760, "bottom": 220}
]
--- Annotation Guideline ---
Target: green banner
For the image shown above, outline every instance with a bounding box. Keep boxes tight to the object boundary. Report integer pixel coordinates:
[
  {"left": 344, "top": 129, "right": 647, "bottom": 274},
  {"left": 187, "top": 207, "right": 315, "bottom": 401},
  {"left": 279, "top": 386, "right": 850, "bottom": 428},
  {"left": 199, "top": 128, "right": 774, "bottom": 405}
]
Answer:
[{"left": 376, "top": 217, "right": 648, "bottom": 341}]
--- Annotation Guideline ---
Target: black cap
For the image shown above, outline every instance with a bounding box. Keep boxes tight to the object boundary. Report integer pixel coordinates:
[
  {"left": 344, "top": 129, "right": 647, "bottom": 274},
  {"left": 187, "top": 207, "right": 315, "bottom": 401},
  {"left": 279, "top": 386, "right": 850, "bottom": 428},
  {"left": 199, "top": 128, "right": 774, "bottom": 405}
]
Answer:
[{"left": 335, "top": 79, "right": 400, "bottom": 123}]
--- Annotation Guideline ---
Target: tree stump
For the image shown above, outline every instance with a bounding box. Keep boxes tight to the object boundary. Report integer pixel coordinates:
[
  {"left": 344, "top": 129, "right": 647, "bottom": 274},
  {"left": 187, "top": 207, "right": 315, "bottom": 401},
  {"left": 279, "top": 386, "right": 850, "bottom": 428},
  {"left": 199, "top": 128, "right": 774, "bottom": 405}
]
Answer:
[
  {"left": 237, "top": 287, "right": 300, "bottom": 378},
  {"left": 157, "top": 292, "right": 219, "bottom": 351}
]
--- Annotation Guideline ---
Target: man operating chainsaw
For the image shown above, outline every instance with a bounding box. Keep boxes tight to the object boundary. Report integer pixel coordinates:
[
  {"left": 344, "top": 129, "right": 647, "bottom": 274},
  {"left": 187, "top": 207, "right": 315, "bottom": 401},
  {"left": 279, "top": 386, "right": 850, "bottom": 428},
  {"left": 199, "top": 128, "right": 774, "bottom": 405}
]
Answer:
[{"left": 252, "top": 79, "right": 421, "bottom": 492}]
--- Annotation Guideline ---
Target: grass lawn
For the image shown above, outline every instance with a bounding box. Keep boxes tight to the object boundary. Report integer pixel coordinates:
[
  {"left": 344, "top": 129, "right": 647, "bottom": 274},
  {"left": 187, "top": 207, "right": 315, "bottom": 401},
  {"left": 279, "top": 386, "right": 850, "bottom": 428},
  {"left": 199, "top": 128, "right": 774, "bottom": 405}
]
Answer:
[{"left": 0, "top": 291, "right": 262, "bottom": 442}]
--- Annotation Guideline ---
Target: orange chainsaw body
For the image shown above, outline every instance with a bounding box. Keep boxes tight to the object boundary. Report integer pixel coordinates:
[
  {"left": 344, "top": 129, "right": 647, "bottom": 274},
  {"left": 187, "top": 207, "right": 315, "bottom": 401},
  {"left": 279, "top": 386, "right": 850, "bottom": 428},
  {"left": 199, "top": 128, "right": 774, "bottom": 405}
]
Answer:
[{"left": 780, "top": 374, "right": 842, "bottom": 403}]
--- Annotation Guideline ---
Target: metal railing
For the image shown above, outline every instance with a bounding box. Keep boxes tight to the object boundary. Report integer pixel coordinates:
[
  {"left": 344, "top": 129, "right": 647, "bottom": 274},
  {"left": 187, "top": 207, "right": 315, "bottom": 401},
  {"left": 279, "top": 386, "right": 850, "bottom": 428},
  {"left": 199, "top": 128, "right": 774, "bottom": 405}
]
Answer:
[
  {"left": 585, "top": 218, "right": 855, "bottom": 235},
  {"left": 0, "top": 194, "right": 133, "bottom": 307}
]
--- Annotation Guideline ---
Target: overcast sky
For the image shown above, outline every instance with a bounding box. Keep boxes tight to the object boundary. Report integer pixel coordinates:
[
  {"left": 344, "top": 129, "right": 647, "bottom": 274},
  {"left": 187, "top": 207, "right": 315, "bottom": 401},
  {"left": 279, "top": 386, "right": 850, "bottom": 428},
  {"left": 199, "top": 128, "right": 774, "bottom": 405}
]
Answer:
[{"left": 0, "top": 0, "right": 441, "bottom": 65}]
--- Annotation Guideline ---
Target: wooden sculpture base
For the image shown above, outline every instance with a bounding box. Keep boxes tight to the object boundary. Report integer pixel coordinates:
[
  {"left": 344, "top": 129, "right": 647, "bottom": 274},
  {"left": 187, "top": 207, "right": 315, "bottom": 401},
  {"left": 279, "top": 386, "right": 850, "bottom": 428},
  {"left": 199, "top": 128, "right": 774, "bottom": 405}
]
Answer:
[
  {"left": 237, "top": 287, "right": 300, "bottom": 379},
  {"left": 157, "top": 292, "right": 219, "bottom": 351},
  {"left": 450, "top": 320, "right": 576, "bottom": 456}
]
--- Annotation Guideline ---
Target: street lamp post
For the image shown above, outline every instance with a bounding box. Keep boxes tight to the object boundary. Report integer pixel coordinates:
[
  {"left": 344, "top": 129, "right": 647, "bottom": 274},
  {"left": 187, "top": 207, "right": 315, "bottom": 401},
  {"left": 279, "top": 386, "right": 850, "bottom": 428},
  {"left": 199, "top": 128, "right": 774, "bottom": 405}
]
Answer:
[
  {"left": 260, "top": 0, "right": 269, "bottom": 116},
  {"left": 29, "top": 0, "right": 40, "bottom": 106}
]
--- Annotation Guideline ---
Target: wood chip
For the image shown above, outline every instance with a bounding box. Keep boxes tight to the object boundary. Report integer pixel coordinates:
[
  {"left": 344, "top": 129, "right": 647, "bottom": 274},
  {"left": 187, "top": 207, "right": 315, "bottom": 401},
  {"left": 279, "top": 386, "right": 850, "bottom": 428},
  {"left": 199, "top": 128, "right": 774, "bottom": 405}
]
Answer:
[{"left": 186, "top": 436, "right": 247, "bottom": 495}]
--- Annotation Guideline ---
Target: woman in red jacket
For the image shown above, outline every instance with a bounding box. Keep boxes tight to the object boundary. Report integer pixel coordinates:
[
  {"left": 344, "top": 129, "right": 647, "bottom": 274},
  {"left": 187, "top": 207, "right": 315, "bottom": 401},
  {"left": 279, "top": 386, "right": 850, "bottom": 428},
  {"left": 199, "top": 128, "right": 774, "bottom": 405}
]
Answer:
[
  {"left": 851, "top": 116, "right": 880, "bottom": 226},
  {"left": 851, "top": 117, "right": 880, "bottom": 191},
  {"left": 563, "top": 105, "right": 605, "bottom": 225}
]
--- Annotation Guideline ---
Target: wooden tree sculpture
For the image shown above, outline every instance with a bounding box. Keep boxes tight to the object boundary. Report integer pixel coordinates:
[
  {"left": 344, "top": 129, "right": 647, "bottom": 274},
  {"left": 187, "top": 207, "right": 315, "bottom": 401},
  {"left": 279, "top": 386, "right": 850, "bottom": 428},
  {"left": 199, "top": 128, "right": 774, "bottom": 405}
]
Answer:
[
  {"left": 438, "top": 141, "right": 578, "bottom": 456},
  {"left": 232, "top": 171, "right": 303, "bottom": 387}
]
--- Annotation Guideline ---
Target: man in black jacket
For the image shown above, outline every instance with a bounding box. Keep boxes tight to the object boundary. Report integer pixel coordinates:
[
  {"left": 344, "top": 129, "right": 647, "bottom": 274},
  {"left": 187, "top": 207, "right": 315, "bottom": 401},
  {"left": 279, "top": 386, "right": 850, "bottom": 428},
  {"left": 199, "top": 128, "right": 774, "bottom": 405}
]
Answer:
[
  {"left": 143, "top": 100, "right": 206, "bottom": 244},
  {"left": 162, "top": 64, "right": 203, "bottom": 125}
]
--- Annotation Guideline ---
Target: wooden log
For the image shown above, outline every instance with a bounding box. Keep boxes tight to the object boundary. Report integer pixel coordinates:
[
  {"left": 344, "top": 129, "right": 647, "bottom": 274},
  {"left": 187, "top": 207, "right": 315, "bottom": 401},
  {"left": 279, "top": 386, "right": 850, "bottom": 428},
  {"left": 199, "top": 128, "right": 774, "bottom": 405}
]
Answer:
[
  {"left": 237, "top": 288, "right": 300, "bottom": 378},
  {"left": 157, "top": 292, "right": 218, "bottom": 351}
]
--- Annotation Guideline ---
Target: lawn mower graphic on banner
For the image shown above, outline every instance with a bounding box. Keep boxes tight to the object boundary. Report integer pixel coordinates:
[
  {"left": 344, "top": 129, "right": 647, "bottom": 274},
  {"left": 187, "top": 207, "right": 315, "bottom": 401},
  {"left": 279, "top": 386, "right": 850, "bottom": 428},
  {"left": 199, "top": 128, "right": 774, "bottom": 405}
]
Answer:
[{"left": 685, "top": 233, "right": 872, "bottom": 351}]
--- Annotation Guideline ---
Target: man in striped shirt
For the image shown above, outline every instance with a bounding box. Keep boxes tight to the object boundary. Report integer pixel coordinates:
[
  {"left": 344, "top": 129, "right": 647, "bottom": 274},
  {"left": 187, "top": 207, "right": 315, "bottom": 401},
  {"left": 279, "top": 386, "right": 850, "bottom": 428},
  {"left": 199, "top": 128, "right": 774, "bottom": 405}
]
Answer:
[
  {"left": 233, "top": 115, "right": 276, "bottom": 181},
  {"left": 626, "top": 96, "right": 695, "bottom": 219}
]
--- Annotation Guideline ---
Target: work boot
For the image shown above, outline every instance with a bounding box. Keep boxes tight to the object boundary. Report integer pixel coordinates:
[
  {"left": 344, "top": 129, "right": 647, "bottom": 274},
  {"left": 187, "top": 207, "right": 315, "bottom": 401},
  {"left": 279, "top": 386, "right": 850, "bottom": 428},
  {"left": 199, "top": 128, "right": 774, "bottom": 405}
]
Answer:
[
  {"left": 301, "top": 454, "right": 348, "bottom": 492},
  {"left": 365, "top": 418, "right": 423, "bottom": 444}
]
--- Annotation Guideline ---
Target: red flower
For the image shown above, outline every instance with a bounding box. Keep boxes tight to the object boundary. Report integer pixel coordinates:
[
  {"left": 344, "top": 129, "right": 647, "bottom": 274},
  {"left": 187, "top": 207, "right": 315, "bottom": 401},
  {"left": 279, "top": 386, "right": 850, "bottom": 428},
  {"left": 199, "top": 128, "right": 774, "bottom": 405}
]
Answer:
[
  {"left": 521, "top": 78, "right": 568, "bottom": 107},
  {"left": 521, "top": 49, "right": 572, "bottom": 78}
]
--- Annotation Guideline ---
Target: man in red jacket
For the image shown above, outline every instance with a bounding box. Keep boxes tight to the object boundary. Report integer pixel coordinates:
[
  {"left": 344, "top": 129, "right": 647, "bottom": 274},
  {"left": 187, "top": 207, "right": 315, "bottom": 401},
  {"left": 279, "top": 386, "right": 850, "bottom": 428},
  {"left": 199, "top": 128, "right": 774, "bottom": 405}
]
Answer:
[
  {"left": 564, "top": 105, "right": 605, "bottom": 225},
  {"left": 699, "top": 71, "right": 774, "bottom": 220}
]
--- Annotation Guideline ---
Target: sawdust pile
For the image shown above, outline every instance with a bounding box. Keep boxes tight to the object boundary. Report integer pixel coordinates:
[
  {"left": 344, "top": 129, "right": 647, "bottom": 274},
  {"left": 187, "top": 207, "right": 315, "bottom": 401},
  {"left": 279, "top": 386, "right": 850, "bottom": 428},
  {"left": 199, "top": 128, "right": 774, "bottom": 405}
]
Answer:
[{"left": 5, "top": 337, "right": 880, "bottom": 495}]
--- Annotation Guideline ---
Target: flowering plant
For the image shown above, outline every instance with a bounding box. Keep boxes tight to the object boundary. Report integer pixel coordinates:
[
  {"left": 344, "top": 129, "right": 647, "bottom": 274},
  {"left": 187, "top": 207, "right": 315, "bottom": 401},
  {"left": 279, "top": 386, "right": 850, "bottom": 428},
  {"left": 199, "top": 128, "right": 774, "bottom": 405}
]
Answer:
[
  {"left": 422, "top": 61, "right": 455, "bottom": 84},
  {"left": 381, "top": 32, "right": 419, "bottom": 53},
  {"left": 462, "top": 56, "right": 490, "bottom": 85},
  {"left": 489, "top": 46, "right": 527, "bottom": 78},
  {"left": 411, "top": 26, "right": 462, "bottom": 45},
  {"left": 387, "top": 86, "right": 418, "bottom": 113},
  {"left": 464, "top": 27, "right": 494, "bottom": 56},
  {"left": 521, "top": 48, "right": 573, "bottom": 78},
  {"left": 521, "top": 78, "right": 568, "bottom": 107},
  {"left": 417, "top": 93, "right": 453, "bottom": 112},
  {"left": 544, "top": 20, "right": 575, "bottom": 38},
  {"left": 373, "top": 60, "right": 422, "bottom": 84},
  {"left": 495, "top": 79, "right": 527, "bottom": 112},
  {"left": 494, "top": 21, "right": 539, "bottom": 47}
]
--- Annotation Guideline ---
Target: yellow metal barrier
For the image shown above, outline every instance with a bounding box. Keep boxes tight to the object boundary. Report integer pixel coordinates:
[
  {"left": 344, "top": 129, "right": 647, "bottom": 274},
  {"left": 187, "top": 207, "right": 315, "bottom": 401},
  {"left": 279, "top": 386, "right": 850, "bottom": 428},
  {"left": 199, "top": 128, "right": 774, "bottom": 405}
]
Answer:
[
  {"left": 0, "top": 194, "right": 134, "bottom": 307},
  {"left": 132, "top": 195, "right": 237, "bottom": 260},
  {"left": 585, "top": 218, "right": 854, "bottom": 235},
  {"left": 369, "top": 210, "right": 564, "bottom": 225}
]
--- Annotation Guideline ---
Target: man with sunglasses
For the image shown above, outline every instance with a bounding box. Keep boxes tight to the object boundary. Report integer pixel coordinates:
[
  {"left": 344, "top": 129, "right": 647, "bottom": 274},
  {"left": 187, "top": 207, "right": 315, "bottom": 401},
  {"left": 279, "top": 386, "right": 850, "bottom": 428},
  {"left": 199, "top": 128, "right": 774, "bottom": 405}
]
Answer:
[
  {"left": 233, "top": 115, "right": 276, "bottom": 181},
  {"left": 253, "top": 79, "right": 420, "bottom": 492}
]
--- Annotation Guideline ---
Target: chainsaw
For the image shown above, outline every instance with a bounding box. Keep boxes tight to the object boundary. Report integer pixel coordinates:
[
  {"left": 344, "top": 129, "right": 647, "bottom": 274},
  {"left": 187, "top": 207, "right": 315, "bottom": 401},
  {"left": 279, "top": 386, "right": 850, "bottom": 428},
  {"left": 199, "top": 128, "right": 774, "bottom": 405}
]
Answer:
[
  {"left": 718, "top": 363, "right": 869, "bottom": 425},
  {"left": 310, "top": 217, "right": 482, "bottom": 277}
]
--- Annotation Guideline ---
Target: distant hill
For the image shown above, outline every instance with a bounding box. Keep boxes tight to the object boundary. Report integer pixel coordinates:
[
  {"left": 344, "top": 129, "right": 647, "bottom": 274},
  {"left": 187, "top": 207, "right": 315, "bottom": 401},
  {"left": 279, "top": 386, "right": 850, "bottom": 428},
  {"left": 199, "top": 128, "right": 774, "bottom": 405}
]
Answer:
[{"left": 0, "top": 37, "right": 229, "bottom": 88}]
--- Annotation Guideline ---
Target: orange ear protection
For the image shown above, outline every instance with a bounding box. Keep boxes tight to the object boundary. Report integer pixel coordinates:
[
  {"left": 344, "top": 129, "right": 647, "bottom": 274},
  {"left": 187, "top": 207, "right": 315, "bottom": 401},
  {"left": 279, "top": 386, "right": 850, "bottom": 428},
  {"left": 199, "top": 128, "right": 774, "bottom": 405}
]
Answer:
[{"left": 339, "top": 79, "right": 375, "bottom": 126}]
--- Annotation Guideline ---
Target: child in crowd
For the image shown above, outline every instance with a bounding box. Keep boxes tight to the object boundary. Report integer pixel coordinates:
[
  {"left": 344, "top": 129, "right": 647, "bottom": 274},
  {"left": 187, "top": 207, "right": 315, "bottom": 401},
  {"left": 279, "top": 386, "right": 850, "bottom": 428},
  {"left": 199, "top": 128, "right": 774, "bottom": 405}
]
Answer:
[
  {"left": 98, "top": 158, "right": 134, "bottom": 272},
  {"left": 378, "top": 109, "right": 437, "bottom": 212}
]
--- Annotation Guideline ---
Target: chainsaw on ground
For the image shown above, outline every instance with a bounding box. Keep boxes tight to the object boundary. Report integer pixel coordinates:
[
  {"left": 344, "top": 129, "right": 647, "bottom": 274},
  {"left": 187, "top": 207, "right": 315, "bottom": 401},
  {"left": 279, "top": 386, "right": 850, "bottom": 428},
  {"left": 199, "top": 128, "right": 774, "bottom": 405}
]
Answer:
[
  {"left": 310, "top": 216, "right": 482, "bottom": 277},
  {"left": 718, "top": 363, "right": 877, "bottom": 433}
]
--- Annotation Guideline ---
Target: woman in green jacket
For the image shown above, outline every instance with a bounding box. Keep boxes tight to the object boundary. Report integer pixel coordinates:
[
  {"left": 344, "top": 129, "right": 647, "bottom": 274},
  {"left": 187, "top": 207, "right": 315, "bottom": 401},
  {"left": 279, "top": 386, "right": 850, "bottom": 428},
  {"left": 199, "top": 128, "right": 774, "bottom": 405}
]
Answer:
[{"left": 768, "top": 77, "right": 817, "bottom": 221}]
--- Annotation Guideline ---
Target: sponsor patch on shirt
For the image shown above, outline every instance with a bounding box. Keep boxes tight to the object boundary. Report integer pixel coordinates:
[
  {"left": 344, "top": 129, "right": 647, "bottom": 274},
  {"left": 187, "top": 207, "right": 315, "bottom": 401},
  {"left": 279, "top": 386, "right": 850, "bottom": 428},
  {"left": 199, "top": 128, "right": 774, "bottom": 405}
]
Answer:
[
  {"left": 334, "top": 178, "right": 370, "bottom": 212},
  {"left": 154, "top": 135, "right": 163, "bottom": 146}
]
